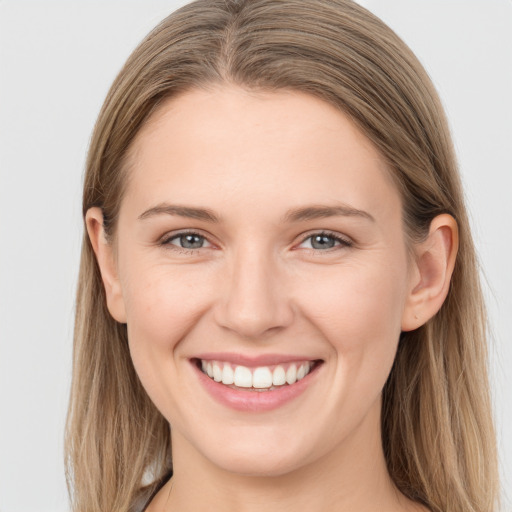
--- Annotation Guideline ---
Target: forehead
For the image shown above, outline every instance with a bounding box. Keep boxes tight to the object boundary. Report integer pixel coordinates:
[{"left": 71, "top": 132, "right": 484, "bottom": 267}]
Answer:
[
  {"left": 131, "top": 86, "right": 382, "bottom": 162},
  {"left": 122, "top": 85, "right": 400, "bottom": 222}
]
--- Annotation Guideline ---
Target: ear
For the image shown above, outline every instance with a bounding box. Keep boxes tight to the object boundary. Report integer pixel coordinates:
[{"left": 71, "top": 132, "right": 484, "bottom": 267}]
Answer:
[
  {"left": 86, "top": 207, "right": 127, "bottom": 323},
  {"left": 401, "top": 214, "right": 459, "bottom": 331}
]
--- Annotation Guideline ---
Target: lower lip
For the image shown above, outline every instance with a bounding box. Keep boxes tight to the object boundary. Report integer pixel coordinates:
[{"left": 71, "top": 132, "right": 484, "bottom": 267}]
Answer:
[{"left": 192, "top": 361, "right": 321, "bottom": 412}]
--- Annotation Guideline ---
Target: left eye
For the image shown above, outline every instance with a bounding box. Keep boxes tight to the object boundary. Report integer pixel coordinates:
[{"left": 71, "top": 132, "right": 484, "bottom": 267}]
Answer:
[
  {"left": 165, "top": 233, "right": 211, "bottom": 250},
  {"left": 299, "top": 233, "right": 350, "bottom": 250}
]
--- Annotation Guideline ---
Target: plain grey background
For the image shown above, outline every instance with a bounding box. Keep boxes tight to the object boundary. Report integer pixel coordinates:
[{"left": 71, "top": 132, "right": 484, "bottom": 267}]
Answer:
[{"left": 0, "top": 1, "right": 511, "bottom": 511}]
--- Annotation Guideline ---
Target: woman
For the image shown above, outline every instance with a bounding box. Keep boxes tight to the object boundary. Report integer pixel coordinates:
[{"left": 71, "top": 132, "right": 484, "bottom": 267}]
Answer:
[{"left": 65, "top": 1, "right": 499, "bottom": 511}]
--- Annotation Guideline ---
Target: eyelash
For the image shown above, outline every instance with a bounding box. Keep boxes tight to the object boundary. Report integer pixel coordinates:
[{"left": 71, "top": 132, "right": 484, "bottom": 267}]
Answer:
[{"left": 158, "top": 230, "right": 353, "bottom": 254}]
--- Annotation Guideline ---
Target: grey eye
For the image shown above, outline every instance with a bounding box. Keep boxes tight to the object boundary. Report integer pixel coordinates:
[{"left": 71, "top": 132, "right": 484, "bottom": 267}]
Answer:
[
  {"left": 170, "top": 233, "right": 209, "bottom": 249},
  {"left": 310, "top": 234, "right": 337, "bottom": 249},
  {"left": 179, "top": 234, "right": 204, "bottom": 249},
  {"left": 298, "top": 232, "right": 351, "bottom": 251}
]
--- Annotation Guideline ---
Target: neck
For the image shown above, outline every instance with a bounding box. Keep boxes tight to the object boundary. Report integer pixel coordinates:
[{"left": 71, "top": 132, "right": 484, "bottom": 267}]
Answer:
[{"left": 152, "top": 401, "right": 421, "bottom": 512}]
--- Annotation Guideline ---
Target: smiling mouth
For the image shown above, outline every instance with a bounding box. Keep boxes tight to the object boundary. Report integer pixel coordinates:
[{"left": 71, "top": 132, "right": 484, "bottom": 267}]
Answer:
[{"left": 194, "top": 358, "right": 322, "bottom": 391}]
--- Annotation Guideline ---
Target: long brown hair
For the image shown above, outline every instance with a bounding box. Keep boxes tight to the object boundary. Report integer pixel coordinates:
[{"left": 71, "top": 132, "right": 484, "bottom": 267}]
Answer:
[{"left": 65, "top": 1, "right": 499, "bottom": 510}]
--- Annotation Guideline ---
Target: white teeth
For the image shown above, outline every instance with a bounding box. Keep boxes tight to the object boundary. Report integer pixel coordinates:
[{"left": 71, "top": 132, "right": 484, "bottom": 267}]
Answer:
[
  {"left": 221, "top": 364, "right": 234, "bottom": 385},
  {"left": 212, "top": 363, "right": 222, "bottom": 382},
  {"left": 233, "top": 365, "right": 253, "bottom": 388},
  {"left": 253, "top": 367, "right": 273, "bottom": 388},
  {"left": 272, "top": 365, "right": 286, "bottom": 386},
  {"left": 200, "top": 360, "right": 316, "bottom": 388},
  {"left": 286, "top": 364, "right": 297, "bottom": 385}
]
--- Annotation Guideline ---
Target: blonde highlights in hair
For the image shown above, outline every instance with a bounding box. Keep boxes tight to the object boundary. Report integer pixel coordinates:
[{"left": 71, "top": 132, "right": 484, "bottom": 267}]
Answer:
[{"left": 65, "top": 1, "right": 499, "bottom": 511}]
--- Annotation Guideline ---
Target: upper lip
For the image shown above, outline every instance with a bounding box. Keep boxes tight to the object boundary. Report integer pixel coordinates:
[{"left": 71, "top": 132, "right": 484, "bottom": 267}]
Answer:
[{"left": 193, "top": 352, "right": 322, "bottom": 367}]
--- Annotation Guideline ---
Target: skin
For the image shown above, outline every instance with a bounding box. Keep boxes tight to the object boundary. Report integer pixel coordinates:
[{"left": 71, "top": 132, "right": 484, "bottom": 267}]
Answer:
[{"left": 87, "top": 86, "right": 457, "bottom": 512}]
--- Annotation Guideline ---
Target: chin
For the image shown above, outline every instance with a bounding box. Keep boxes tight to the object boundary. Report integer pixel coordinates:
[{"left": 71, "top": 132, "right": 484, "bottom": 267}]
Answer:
[
  {"left": 191, "top": 426, "right": 320, "bottom": 478},
  {"left": 211, "top": 449, "right": 308, "bottom": 477}
]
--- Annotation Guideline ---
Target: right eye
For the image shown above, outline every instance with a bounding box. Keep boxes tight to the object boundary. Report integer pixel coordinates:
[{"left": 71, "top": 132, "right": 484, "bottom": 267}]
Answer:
[{"left": 161, "top": 231, "right": 212, "bottom": 251}]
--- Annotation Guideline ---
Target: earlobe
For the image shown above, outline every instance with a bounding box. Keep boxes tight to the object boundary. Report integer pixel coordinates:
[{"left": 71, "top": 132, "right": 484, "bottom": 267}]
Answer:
[
  {"left": 401, "top": 214, "right": 459, "bottom": 332},
  {"left": 85, "top": 207, "right": 127, "bottom": 323}
]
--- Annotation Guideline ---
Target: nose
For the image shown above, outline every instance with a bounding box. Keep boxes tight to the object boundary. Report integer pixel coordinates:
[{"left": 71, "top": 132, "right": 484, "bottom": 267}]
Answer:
[{"left": 214, "top": 246, "right": 294, "bottom": 339}]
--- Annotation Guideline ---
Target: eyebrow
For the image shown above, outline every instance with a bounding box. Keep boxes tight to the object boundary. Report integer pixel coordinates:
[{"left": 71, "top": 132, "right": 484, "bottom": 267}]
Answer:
[
  {"left": 138, "top": 204, "right": 220, "bottom": 222},
  {"left": 282, "top": 204, "right": 375, "bottom": 223},
  {"left": 138, "top": 202, "right": 375, "bottom": 224}
]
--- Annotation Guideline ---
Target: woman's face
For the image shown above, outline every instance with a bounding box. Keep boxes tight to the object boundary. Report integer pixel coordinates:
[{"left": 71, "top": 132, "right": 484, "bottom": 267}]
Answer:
[{"left": 102, "top": 86, "right": 418, "bottom": 476}]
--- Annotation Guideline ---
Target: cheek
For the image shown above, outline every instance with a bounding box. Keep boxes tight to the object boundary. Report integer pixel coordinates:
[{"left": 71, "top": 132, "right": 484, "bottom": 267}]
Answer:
[
  {"left": 292, "top": 258, "right": 409, "bottom": 443},
  {"left": 296, "top": 256, "right": 408, "bottom": 388},
  {"left": 120, "top": 261, "right": 215, "bottom": 391},
  {"left": 301, "top": 259, "right": 406, "bottom": 334},
  {"left": 119, "top": 263, "right": 221, "bottom": 426},
  {"left": 120, "top": 253, "right": 214, "bottom": 342}
]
